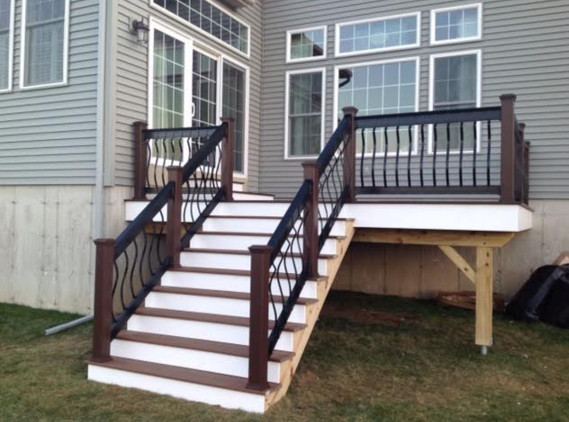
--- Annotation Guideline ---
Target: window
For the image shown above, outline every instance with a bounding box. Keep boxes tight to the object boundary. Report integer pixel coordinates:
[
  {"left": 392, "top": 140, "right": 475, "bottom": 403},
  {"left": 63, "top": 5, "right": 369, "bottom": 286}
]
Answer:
[
  {"left": 285, "top": 69, "right": 325, "bottom": 158},
  {"left": 152, "top": 0, "right": 250, "bottom": 55},
  {"left": 336, "top": 59, "right": 418, "bottom": 155},
  {"left": 431, "top": 4, "right": 481, "bottom": 45},
  {"left": 0, "top": 0, "right": 13, "bottom": 91},
  {"left": 21, "top": 0, "right": 68, "bottom": 88},
  {"left": 430, "top": 51, "right": 481, "bottom": 151},
  {"left": 286, "top": 26, "right": 326, "bottom": 63},
  {"left": 336, "top": 13, "right": 420, "bottom": 56},
  {"left": 222, "top": 61, "right": 247, "bottom": 173}
]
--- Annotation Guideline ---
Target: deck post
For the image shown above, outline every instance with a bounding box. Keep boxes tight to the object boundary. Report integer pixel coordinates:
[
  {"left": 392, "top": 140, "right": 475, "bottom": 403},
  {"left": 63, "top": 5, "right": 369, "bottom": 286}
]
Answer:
[
  {"left": 167, "top": 167, "right": 183, "bottom": 268},
  {"left": 476, "top": 247, "right": 494, "bottom": 354},
  {"left": 500, "top": 94, "right": 517, "bottom": 204},
  {"left": 247, "top": 245, "right": 272, "bottom": 391},
  {"left": 133, "top": 121, "right": 148, "bottom": 200},
  {"left": 221, "top": 117, "right": 235, "bottom": 202},
  {"left": 342, "top": 107, "right": 358, "bottom": 202},
  {"left": 518, "top": 123, "right": 529, "bottom": 205},
  {"left": 303, "top": 162, "right": 320, "bottom": 278},
  {"left": 91, "top": 239, "right": 116, "bottom": 363}
]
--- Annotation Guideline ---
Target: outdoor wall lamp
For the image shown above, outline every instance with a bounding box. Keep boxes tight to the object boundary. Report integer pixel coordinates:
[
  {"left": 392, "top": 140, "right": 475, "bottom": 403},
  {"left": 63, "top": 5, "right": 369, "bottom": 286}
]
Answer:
[{"left": 132, "top": 18, "right": 150, "bottom": 45}]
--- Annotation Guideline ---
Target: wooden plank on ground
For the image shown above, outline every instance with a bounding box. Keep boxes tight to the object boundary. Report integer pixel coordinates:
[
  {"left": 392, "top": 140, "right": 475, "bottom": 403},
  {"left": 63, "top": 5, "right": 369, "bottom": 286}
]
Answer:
[{"left": 438, "top": 245, "right": 476, "bottom": 284}]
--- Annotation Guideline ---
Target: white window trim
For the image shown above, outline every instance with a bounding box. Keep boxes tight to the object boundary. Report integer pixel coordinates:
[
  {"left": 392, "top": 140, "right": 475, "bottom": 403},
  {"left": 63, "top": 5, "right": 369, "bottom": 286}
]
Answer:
[
  {"left": 0, "top": 0, "right": 15, "bottom": 93},
  {"left": 428, "top": 49, "right": 483, "bottom": 154},
  {"left": 284, "top": 67, "right": 326, "bottom": 160},
  {"left": 335, "top": 12, "right": 421, "bottom": 58},
  {"left": 286, "top": 25, "right": 327, "bottom": 64},
  {"left": 19, "top": 0, "right": 70, "bottom": 90},
  {"left": 332, "top": 57, "right": 421, "bottom": 158},
  {"left": 149, "top": 0, "right": 251, "bottom": 59},
  {"left": 430, "top": 3, "right": 482, "bottom": 46},
  {"left": 148, "top": 18, "right": 251, "bottom": 176}
]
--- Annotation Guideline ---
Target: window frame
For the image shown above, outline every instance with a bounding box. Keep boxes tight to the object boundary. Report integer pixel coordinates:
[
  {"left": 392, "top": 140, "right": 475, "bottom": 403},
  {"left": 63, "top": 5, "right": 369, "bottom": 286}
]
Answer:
[
  {"left": 286, "top": 25, "right": 327, "bottom": 64},
  {"left": 0, "top": 0, "right": 14, "bottom": 93},
  {"left": 430, "top": 3, "right": 482, "bottom": 46},
  {"left": 19, "top": 0, "right": 70, "bottom": 90},
  {"left": 149, "top": 0, "right": 251, "bottom": 59},
  {"left": 284, "top": 67, "right": 326, "bottom": 160},
  {"left": 334, "top": 12, "right": 421, "bottom": 58},
  {"left": 428, "top": 49, "right": 482, "bottom": 154},
  {"left": 332, "top": 57, "right": 421, "bottom": 158}
]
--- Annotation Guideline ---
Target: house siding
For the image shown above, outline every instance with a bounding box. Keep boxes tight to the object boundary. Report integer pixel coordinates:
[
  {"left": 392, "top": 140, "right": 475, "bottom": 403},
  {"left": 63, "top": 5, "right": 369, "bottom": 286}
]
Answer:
[
  {"left": 112, "top": 0, "right": 262, "bottom": 191},
  {"left": 259, "top": 0, "right": 569, "bottom": 199},
  {"left": 0, "top": 0, "right": 100, "bottom": 185}
]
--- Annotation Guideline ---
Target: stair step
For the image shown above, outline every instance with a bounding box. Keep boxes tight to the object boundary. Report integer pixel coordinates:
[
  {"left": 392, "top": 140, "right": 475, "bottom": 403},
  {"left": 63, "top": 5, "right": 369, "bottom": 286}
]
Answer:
[
  {"left": 88, "top": 357, "right": 276, "bottom": 413},
  {"left": 171, "top": 266, "right": 328, "bottom": 281},
  {"left": 183, "top": 248, "right": 335, "bottom": 259}
]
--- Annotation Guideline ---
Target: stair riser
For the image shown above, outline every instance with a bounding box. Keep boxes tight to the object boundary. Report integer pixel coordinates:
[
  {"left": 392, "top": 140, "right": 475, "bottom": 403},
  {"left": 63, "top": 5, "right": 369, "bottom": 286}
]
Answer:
[
  {"left": 191, "top": 235, "right": 337, "bottom": 255},
  {"left": 161, "top": 271, "right": 319, "bottom": 299},
  {"left": 202, "top": 218, "right": 347, "bottom": 237},
  {"left": 212, "top": 202, "right": 339, "bottom": 218},
  {"left": 127, "top": 315, "right": 295, "bottom": 351},
  {"left": 87, "top": 366, "right": 266, "bottom": 413},
  {"left": 111, "top": 340, "right": 282, "bottom": 383},
  {"left": 180, "top": 252, "right": 329, "bottom": 275},
  {"left": 145, "top": 292, "right": 307, "bottom": 324}
]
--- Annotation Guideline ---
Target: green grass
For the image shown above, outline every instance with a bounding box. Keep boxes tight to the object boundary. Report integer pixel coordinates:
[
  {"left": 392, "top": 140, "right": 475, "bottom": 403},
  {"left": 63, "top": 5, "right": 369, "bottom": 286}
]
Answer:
[{"left": 2, "top": 292, "right": 569, "bottom": 421}]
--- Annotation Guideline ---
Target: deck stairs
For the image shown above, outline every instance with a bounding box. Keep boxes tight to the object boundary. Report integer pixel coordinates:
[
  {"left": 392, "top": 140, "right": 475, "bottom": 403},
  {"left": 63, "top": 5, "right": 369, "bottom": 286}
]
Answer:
[{"left": 88, "top": 197, "right": 355, "bottom": 413}]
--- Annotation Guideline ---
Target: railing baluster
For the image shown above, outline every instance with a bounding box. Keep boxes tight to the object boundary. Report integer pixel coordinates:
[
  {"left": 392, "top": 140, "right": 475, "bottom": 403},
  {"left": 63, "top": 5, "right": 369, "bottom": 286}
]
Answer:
[
  {"left": 407, "top": 125, "right": 412, "bottom": 187},
  {"left": 445, "top": 123, "right": 451, "bottom": 187},
  {"left": 487, "top": 120, "right": 492, "bottom": 187},
  {"left": 383, "top": 127, "right": 388, "bottom": 187},
  {"left": 433, "top": 124, "right": 438, "bottom": 187},
  {"left": 360, "top": 129, "right": 366, "bottom": 188},
  {"left": 472, "top": 121, "right": 477, "bottom": 187},
  {"left": 420, "top": 124, "right": 425, "bottom": 187},
  {"left": 459, "top": 123, "right": 464, "bottom": 187},
  {"left": 395, "top": 126, "right": 401, "bottom": 188},
  {"left": 371, "top": 128, "right": 377, "bottom": 188}
]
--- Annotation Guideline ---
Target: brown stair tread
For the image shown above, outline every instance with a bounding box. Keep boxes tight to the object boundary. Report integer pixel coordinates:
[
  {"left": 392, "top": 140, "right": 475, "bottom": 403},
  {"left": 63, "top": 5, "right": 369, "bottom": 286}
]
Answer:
[
  {"left": 195, "top": 231, "right": 345, "bottom": 240},
  {"left": 135, "top": 307, "right": 307, "bottom": 332},
  {"left": 115, "top": 331, "right": 295, "bottom": 362},
  {"left": 182, "top": 248, "right": 336, "bottom": 259},
  {"left": 89, "top": 356, "right": 279, "bottom": 395},
  {"left": 152, "top": 285, "right": 318, "bottom": 305},
  {"left": 169, "top": 266, "right": 328, "bottom": 282}
]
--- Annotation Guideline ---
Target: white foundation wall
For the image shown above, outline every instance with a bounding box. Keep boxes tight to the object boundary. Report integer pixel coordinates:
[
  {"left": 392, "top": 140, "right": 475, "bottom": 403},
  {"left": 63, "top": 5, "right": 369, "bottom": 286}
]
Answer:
[
  {"left": 335, "top": 200, "right": 569, "bottom": 299},
  {"left": 0, "top": 186, "right": 132, "bottom": 314}
]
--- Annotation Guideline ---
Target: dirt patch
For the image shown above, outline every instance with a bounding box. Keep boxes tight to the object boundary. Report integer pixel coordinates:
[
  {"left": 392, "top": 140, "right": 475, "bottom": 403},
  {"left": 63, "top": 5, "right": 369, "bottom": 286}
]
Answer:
[{"left": 321, "top": 301, "right": 417, "bottom": 327}]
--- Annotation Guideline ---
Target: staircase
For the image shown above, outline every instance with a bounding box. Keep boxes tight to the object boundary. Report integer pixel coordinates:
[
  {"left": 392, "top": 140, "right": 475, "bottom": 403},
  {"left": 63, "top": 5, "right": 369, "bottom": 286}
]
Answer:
[{"left": 88, "top": 200, "right": 354, "bottom": 412}]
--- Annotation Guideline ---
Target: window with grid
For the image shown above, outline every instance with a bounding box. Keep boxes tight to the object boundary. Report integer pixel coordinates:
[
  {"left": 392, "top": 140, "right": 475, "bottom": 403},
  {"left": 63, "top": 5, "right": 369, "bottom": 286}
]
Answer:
[
  {"left": 338, "top": 14, "right": 419, "bottom": 56},
  {"left": 432, "top": 5, "right": 481, "bottom": 44},
  {"left": 23, "top": 0, "right": 66, "bottom": 87},
  {"left": 222, "top": 62, "right": 246, "bottom": 173},
  {"left": 337, "top": 60, "right": 417, "bottom": 154},
  {"left": 153, "top": 0, "right": 249, "bottom": 54},
  {"left": 288, "top": 27, "right": 325, "bottom": 61},
  {"left": 0, "top": 0, "right": 12, "bottom": 90}
]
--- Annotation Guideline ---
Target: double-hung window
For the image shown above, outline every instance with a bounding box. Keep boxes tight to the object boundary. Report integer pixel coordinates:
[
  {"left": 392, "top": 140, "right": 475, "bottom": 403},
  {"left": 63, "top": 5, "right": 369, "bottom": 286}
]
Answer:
[
  {"left": 431, "top": 4, "right": 482, "bottom": 45},
  {"left": 21, "top": 0, "right": 69, "bottom": 88},
  {"left": 286, "top": 69, "right": 325, "bottom": 158},
  {"left": 0, "top": 0, "right": 14, "bottom": 91}
]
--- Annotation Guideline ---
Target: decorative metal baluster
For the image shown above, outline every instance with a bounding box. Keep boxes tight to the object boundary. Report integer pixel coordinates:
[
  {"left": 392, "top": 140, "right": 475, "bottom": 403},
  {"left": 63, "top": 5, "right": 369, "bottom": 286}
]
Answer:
[
  {"left": 433, "top": 124, "right": 438, "bottom": 187},
  {"left": 420, "top": 124, "right": 425, "bottom": 187},
  {"left": 383, "top": 127, "right": 388, "bottom": 187},
  {"left": 445, "top": 123, "right": 451, "bottom": 187},
  {"left": 486, "top": 120, "right": 492, "bottom": 186},
  {"left": 395, "top": 126, "right": 401, "bottom": 188},
  {"left": 371, "top": 128, "right": 377, "bottom": 188},
  {"left": 472, "top": 121, "right": 478, "bottom": 187},
  {"left": 407, "top": 125, "right": 412, "bottom": 187},
  {"left": 459, "top": 123, "right": 465, "bottom": 187},
  {"left": 360, "top": 129, "right": 366, "bottom": 188}
]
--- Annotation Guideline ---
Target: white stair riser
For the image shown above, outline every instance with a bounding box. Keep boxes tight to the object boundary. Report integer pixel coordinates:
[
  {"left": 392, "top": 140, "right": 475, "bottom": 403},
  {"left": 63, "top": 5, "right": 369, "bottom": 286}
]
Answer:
[
  {"left": 110, "top": 340, "right": 282, "bottom": 383},
  {"left": 212, "top": 203, "right": 339, "bottom": 218},
  {"left": 161, "top": 271, "right": 319, "bottom": 299},
  {"left": 191, "top": 234, "right": 337, "bottom": 255},
  {"left": 180, "top": 252, "right": 329, "bottom": 275},
  {"left": 88, "top": 365, "right": 266, "bottom": 413},
  {"left": 145, "top": 292, "right": 307, "bottom": 324},
  {"left": 202, "top": 218, "right": 347, "bottom": 237},
  {"left": 127, "top": 315, "right": 295, "bottom": 351}
]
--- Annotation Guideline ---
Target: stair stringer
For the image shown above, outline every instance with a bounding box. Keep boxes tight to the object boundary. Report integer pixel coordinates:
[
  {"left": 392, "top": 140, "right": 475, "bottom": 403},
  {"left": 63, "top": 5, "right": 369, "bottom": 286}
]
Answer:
[{"left": 265, "top": 219, "right": 356, "bottom": 409}]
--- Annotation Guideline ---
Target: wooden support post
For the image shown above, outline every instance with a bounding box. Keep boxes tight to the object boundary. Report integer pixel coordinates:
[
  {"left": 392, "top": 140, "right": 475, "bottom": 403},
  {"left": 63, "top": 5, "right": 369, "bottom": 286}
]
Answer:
[
  {"left": 342, "top": 107, "right": 358, "bottom": 203},
  {"left": 91, "top": 239, "right": 115, "bottom": 363},
  {"left": 476, "top": 247, "right": 494, "bottom": 352},
  {"left": 167, "top": 167, "right": 183, "bottom": 268},
  {"left": 247, "top": 245, "right": 272, "bottom": 391},
  {"left": 303, "top": 162, "right": 320, "bottom": 279},
  {"left": 221, "top": 117, "right": 235, "bottom": 202},
  {"left": 500, "top": 94, "right": 517, "bottom": 204},
  {"left": 133, "top": 121, "right": 148, "bottom": 201}
]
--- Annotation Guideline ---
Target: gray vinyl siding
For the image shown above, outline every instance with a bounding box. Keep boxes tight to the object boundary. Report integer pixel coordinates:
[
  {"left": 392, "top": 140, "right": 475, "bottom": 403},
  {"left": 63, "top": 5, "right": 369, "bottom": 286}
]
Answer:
[
  {"left": 113, "top": 0, "right": 262, "bottom": 191},
  {"left": 259, "top": 0, "right": 569, "bottom": 199},
  {"left": 0, "top": 0, "right": 100, "bottom": 185}
]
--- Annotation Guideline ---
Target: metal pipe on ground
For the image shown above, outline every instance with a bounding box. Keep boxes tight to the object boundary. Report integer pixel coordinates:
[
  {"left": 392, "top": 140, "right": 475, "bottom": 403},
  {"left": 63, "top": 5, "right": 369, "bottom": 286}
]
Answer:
[{"left": 44, "top": 314, "right": 94, "bottom": 336}]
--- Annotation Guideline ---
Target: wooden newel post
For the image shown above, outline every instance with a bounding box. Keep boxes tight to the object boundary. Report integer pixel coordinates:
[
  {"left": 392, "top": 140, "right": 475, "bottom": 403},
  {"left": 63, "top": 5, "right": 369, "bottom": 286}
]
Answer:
[
  {"left": 247, "top": 245, "right": 272, "bottom": 391},
  {"left": 167, "top": 166, "right": 183, "bottom": 268},
  {"left": 221, "top": 117, "right": 235, "bottom": 202},
  {"left": 92, "top": 238, "right": 115, "bottom": 363},
  {"left": 133, "top": 121, "right": 148, "bottom": 201},
  {"left": 500, "top": 94, "right": 517, "bottom": 204},
  {"left": 342, "top": 106, "right": 358, "bottom": 202},
  {"left": 302, "top": 162, "right": 320, "bottom": 279}
]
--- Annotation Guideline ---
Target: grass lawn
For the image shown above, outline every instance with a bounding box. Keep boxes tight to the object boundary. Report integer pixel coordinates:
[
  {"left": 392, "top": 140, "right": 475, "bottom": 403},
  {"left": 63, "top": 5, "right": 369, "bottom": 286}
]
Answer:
[{"left": 2, "top": 291, "right": 569, "bottom": 421}]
